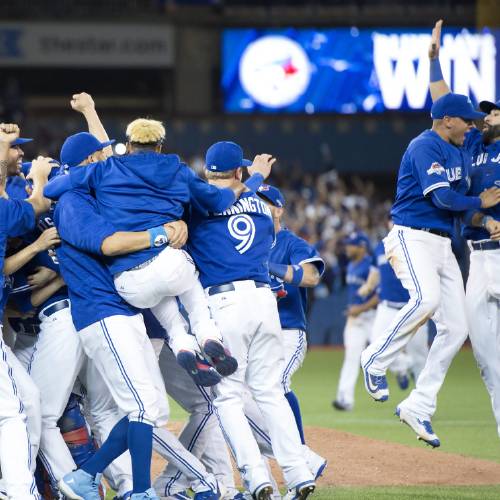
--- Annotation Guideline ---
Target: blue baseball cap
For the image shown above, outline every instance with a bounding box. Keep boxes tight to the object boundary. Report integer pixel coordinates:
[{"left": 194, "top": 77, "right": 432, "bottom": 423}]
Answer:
[
  {"left": 479, "top": 99, "right": 500, "bottom": 114},
  {"left": 205, "top": 141, "right": 252, "bottom": 172},
  {"left": 431, "top": 93, "right": 486, "bottom": 120},
  {"left": 344, "top": 231, "right": 371, "bottom": 249},
  {"left": 11, "top": 137, "right": 33, "bottom": 146},
  {"left": 60, "top": 132, "right": 115, "bottom": 168},
  {"left": 257, "top": 184, "right": 286, "bottom": 207}
]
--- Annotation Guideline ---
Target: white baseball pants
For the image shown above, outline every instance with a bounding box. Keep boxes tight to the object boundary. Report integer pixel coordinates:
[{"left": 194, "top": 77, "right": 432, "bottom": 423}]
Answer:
[
  {"left": 114, "top": 246, "right": 222, "bottom": 351},
  {"left": 466, "top": 246, "right": 500, "bottom": 437},
  {"left": 362, "top": 226, "right": 469, "bottom": 419},
  {"left": 209, "top": 280, "right": 313, "bottom": 494},
  {"left": 281, "top": 329, "right": 307, "bottom": 394},
  {"left": 370, "top": 302, "right": 429, "bottom": 380},
  {"left": 336, "top": 309, "right": 375, "bottom": 408},
  {"left": 0, "top": 330, "right": 39, "bottom": 500},
  {"left": 28, "top": 303, "right": 86, "bottom": 482}
]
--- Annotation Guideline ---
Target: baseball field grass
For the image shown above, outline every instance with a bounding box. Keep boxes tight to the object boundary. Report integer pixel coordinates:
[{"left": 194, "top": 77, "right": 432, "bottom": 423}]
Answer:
[{"left": 164, "top": 348, "right": 500, "bottom": 499}]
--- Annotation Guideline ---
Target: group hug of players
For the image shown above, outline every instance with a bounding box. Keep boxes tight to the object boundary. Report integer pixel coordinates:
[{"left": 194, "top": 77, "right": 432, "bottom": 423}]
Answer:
[{"left": 0, "top": 18, "right": 499, "bottom": 500}]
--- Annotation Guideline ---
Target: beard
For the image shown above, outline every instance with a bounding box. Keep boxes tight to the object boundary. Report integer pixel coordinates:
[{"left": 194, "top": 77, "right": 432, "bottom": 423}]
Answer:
[{"left": 482, "top": 124, "right": 500, "bottom": 144}]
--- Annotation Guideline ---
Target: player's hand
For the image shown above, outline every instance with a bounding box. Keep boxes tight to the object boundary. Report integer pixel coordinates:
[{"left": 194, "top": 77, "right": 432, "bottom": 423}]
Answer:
[
  {"left": 70, "top": 92, "right": 95, "bottom": 114},
  {"left": 485, "top": 219, "right": 500, "bottom": 240},
  {"left": 346, "top": 304, "right": 364, "bottom": 318},
  {"left": 27, "top": 266, "right": 58, "bottom": 288},
  {"left": 164, "top": 220, "right": 188, "bottom": 249},
  {"left": 33, "top": 227, "right": 61, "bottom": 252},
  {"left": 429, "top": 20, "right": 443, "bottom": 60},
  {"left": 247, "top": 154, "right": 276, "bottom": 180},
  {"left": 27, "top": 156, "right": 54, "bottom": 182},
  {"left": 479, "top": 187, "right": 500, "bottom": 209},
  {"left": 0, "top": 123, "right": 20, "bottom": 145}
]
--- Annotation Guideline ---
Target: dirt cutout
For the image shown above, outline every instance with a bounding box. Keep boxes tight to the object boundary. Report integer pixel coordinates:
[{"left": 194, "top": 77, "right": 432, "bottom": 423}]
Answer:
[{"left": 152, "top": 424, "right": 500, "bottom": 488}]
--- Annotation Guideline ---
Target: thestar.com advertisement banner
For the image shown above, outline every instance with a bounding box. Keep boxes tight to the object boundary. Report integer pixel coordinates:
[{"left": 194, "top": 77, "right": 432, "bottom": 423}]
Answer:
[{"left": 222, "top": 27, "right": 498, "bottom": 114}]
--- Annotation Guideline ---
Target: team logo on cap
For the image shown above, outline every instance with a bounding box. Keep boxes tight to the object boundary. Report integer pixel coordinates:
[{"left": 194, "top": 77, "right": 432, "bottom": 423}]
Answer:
[
  {"left": 239, "top": 35, "right": 311, "bottom": 108},
  {"left": 427, "top": 162, "right": 445, "bottom": 175}
]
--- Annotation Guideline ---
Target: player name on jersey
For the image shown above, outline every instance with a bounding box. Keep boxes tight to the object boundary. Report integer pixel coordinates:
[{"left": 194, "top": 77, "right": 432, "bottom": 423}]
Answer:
[{"left": 214, "top": 196, "right": 272, "bottom": 218}]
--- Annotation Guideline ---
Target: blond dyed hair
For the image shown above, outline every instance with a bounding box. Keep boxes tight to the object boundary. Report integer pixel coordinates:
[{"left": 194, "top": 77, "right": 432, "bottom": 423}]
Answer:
[{"left": 126, "top": 118, "right": 165, "bottom": 144}]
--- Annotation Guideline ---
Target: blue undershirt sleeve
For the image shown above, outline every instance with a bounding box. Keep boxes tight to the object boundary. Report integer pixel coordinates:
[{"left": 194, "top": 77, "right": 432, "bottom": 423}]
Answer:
[{"left": 430, "top": 187, "right": 481, "bottom": 212}]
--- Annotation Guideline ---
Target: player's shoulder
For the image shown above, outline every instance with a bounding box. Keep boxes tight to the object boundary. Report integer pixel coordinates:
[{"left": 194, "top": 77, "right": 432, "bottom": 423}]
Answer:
[{"left": 407, "top": 129, "right": 442, "bottom": 153}]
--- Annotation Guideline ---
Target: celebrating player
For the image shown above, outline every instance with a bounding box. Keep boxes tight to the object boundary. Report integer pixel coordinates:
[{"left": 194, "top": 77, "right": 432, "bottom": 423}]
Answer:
[{"left": 360, "top": 19, "right": 500, "bottom": 447}]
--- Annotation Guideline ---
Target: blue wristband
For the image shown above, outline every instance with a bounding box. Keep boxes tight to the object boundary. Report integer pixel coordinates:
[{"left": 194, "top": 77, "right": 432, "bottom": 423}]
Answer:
[
  {"left": 245, "top": 173, "right": 264, "bottom": 193},
  {"left": 148, "top": 226, "right": 169, "bottom": 248},
  {"left": 268, "top": 262, "right": 288, "bottom": 280},
  {"left": 430, "top": 58, "right": 444, "bottom": 83},
  {"left": 289, "top": 264, "right": 304, "bottom": 286}
]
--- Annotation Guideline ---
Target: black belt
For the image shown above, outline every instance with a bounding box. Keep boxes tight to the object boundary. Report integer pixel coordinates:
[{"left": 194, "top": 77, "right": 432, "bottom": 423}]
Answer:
[
  {"left": 40, "top": 299, "right": 70, "bottom": 318},
  {"left": 471, "top": 240, "right": 500, "bottom": 251},
  {"left": 409, "top": 227, "right": 451, "bottom": 239},
  {"left": 208, "top": 281, "right": 269, "bottom": 296}
]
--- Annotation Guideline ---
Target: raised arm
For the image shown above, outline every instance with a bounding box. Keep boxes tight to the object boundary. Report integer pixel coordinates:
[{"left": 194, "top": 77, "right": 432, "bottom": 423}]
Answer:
[
  {"left": 429, "top": 20, "right": 451, "bottom": 102},
  {"left": 71, "top": 93, "right": 113, "bottom": 159}
]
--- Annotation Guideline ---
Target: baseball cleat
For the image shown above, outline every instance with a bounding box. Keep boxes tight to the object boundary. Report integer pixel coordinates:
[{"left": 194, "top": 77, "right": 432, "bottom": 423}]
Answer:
[
  {"left": 285, "top": 480, "right": 316, "bottom": 500},
  {"left": 131, "top": 488, "right": 161, "bottom": 500},
  {"left": 363, "top": 368, "right": 389, "bottom": 402},
  {"left": 193, "top": 483, "right": 222, "bottom": 499},
  {"left": 58, "top": 469, "right": 102, "bottom": 500},
  {"left": 332, "top": 400, "right": 353, "bottom": 411},
  {"left": 396, "top": 406, "right": 441, "bottom": 448},
  {"left": 203, "top": 340, "right": 238, "bottom": 377},
  {"left": 252, "top": 483, "right": 273, "bottom": 500},
  {"left": 163, "top": 492, "right": 191, "bottom": 500},
  {"left": 396, "top": 373, "right": 410, "bottom": 390},
  {"left": 177, "top": 350, "right": 222, "bottom": 386},
  {"left": 113, "top": 491, "right": 133, "bottom": 500}
]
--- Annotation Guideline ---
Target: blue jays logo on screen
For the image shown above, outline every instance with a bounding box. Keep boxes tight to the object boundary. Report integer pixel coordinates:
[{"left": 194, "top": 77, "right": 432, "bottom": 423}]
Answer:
[{"left": 239, "top": 36, "right": 311, "bottom": 108}]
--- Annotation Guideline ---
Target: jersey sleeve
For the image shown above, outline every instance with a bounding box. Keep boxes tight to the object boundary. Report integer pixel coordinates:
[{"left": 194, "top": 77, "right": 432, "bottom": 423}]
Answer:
[
  {"left": 411, "top": 143, "right": 450, "bottom": 196},
  {"left": 185, "top": 167, "right": 237, "bottom": 212},
  {"left": 0, "top": 199, "right": 35, "bottom": 237},
  {"left": 33, "top": 249, "right": 60, "bottom": 273},
  {"left": 56, "top": 194, "right": 116, "bottom": 254},
  {"left": 69, "top": 163, "right": 102, "bottom": 193},
  {"left": 288, "top": 236, "right": 325, "bottom": 276}
]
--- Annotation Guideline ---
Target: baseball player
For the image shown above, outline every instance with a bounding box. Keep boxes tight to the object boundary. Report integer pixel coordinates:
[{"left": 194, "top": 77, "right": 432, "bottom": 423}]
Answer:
[
  {"left": 0, "top": 123, "right": 53, "bottom": 500},
  {"left": 255, "top": 184, "right": 327, "bottom": 483},
  {"left": 48, "top": 178, "right": 223, "bottom": 500},
  {"left": 46, "top": 117, "right": 270, "bottom": 374},
  {"left": 333, "top": 232, "right": 378, "bottom": 411},
  {"left": 186, "top": 141, "right": 315, "bottom": 500},
  {"left": 428, "top": 20, "right": 500, "bottom": 437},
  {"left": 361, "top": 237, "right": 429, "bottom": 383},
  {"left": 360, "top": 23, "right": 500, "bottom": 444}
]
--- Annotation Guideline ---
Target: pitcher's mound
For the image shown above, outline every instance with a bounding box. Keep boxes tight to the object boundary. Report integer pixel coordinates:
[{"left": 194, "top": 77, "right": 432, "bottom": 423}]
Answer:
[{"left": 152, "top": 424, "right": 500, "bottom": 487}]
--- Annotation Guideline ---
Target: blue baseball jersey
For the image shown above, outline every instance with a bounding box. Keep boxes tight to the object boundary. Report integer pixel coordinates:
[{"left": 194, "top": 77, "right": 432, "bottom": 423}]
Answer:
[
  {"left": 53, "top": 189, "right": 137, "bottom": 331},
  {"left": 391, "top": 129, "right": 472, "bottom": 234},
  {"left": 0, "top": 198, "right": 35, "bottom": 315},
  {"left": 462, "top": 129, "right": 500, "bottom": 241},
  {"left": 67, "top": 153, "right": 238, "bottom": 274},
  {"left": 373, "top": 241, "right": 409, "bottom": 304},
  {"left": 187, "top": 191, "right": 275, "bottom": 288},
  {"left": 6, "top": 175, "right": 28, "bottom": 201},
  {"left": 346, "top": 254, "right": 375, "bottom": 306},
  {"left": 270, "top": 229, "right": 325, "bottom": 331}
]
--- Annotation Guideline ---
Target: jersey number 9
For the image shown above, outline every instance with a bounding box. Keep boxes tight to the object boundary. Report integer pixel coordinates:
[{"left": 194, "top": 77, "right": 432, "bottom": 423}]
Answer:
[{"left": 227, "top": 214, "right": 256, "bottom": 254}]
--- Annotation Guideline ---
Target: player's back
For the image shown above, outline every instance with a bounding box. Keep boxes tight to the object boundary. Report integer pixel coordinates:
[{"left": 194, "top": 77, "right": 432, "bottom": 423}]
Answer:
[{"left": 188, "top": 191, "right": 274, "bottom": 288}]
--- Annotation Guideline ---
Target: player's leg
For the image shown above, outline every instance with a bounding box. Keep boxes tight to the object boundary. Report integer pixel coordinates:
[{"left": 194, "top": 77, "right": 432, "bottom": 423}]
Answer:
[
  {"left": 209, "top": 289, "right": 273, "bottom": 496},
  {"left": 361, "top": 228, "right": 442, "bottom": 399},
  {"left": 81, "top": 359, "right": 134, "bottom": 499},
  {"left": 466, "top": 249, "right": 500, "bottom": 437},
  {"left": 405, "top": 323, "right": 429, "bottom": 380},
  {"left": 396, "top": 248, "right": 468, "bottom": 445},
  {"left": 335, "top": 313, "right": 372, "bottom": 410},
  {"left": 0, "top": 334, "right": 39, "bottom": 500},
  {"left": 29, "top": 305, "right": 86, "bottom": 483},
  {"left": 244, "top": 286, "right": 314, "bottom": 493},
  {"left": 154, "top": 345, "right": 228, "bottom": 497}
]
